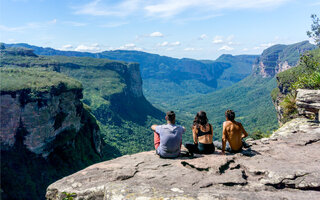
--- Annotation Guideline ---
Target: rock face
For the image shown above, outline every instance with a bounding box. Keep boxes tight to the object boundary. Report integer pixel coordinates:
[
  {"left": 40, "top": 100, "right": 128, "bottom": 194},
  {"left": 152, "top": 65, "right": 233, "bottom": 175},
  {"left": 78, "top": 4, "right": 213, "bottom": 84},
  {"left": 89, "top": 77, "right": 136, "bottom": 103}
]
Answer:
[
  {"left": 273, "top": 89, "right": 320, "bottom": 126},
  {"left": 46, "top": 118, "right": 320, "bottom": 200},
  {"left": 253, "top": 41, "right": 315, "bottom": 78},
  {"left": 0, "top": 77, "right": 107, "bottom": 200},
  {"left": 296, "top": 89, "right": 320, "bottom": 120},
  {"left": 0, "top": 89, "right": 92, "bottom": 157},
  {"left": 127, "top": 63, "right": 143, "bottom": 98}
]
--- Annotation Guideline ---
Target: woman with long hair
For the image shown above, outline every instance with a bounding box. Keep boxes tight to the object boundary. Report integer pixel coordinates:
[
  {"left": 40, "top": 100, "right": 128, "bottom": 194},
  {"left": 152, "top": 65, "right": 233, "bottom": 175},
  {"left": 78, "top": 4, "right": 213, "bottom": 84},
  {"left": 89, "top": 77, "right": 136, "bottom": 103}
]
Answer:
[{"left": 184, "top": 111, "right": 215, "bottom": 155}]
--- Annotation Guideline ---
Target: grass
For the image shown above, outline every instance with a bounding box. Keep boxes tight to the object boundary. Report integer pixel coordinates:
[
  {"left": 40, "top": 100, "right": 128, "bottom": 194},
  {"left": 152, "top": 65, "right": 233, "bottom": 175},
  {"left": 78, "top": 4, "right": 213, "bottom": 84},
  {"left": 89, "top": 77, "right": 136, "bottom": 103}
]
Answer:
[{"left": 0, "top": 67, "right": 82, "bottom": 92}]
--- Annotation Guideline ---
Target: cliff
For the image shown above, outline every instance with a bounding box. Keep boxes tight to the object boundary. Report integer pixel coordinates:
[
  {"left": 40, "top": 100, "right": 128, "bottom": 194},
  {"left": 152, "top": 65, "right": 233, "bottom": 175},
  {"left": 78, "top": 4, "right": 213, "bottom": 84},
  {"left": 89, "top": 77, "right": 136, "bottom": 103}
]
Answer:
[
  {"left": 0, "top": 47, "right": 162, "bottom": 200},
  {"left": 3, "top": 43, "right": 259, "bottom": 106},
  {"left": 0, "top": 68, "right": 111, "bottom": 200},
  {"left": 272, "top": 48, "right": 320, "bottom": 125},
  {"left": 253, "top": 41, "right": 316, "bottom": 78},
  {"left": 1, "top": 47, "right": 164, "bottom": 155},
  {"left": 46, "top": 117, "right": 320, "bottom": 200}
]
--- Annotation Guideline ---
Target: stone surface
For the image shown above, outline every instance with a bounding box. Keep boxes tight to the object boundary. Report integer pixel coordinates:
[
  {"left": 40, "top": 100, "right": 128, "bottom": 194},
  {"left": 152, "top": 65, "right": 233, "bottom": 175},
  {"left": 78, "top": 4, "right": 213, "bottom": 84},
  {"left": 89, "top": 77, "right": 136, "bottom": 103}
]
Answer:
[
  {"left": 255, "top": 61, "right": 294, "bottom": 78},
  {"left": 296, "top": 89, "right": 320, "bottom": 120},
  {"left": 0, "top": 89, "right": 101, "bottom": 157},
  {"left": 46, "top": 118, "right": 320, "bottom": 200}
]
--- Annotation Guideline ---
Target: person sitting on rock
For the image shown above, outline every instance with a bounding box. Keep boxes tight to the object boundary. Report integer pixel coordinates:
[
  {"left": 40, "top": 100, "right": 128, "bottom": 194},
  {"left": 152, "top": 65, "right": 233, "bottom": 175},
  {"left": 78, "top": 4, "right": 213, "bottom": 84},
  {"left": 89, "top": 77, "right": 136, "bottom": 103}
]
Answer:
[
  {"left": 151, "top": 111, "right": 185, "bottom": 158},
  {"left": 184, "top": 111, "right": 215, "bottom": 156},
  {"left": 214, "top": 110, "right": 248, "bottom": 154}
]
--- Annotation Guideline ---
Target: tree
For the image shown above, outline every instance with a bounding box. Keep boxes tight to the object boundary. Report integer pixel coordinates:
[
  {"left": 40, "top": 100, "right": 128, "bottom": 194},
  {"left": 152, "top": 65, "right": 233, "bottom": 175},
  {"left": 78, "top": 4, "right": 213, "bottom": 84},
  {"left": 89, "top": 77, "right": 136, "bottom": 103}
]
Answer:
[{"left": 307, "top": 14, "right": 320, "bottom": 47}]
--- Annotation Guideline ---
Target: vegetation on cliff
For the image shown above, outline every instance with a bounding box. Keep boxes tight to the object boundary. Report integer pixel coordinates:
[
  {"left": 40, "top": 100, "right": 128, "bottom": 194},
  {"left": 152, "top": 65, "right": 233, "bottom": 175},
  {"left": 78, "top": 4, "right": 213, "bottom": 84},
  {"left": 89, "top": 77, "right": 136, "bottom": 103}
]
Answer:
[
  {"left": 3, "top": 43, "right": 259, "bottom": 108},
  {"left": 0, "top": 67, "right": 82, "bottom": 93},
  {"left": 0, "top": 60, "right": 116, "bottom": 199},
  {"left": 273, "top": 47, "right": 320, "bottom": 122},
  {"left": 1, "top": 47, "right": 163, "bottom": 155}
]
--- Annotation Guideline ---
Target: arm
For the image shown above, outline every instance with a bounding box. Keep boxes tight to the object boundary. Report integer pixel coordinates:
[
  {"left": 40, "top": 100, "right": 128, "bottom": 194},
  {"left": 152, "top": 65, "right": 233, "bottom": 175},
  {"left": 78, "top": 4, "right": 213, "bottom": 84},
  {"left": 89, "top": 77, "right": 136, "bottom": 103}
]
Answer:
[
  {"left": 182, "top": 126, "right": 186, "bottom": 132},
  {"left": 151, "top": 124, "right": 158, "bottom": 131},
  {"left": 222, "top": 123, "right": 227, "bottom": 154},
  {"left": 192, "top": 126, "right": 198, "bottom": 144},
  {"left": 240, "top": 123, "right": 248, "bottom": 139}
]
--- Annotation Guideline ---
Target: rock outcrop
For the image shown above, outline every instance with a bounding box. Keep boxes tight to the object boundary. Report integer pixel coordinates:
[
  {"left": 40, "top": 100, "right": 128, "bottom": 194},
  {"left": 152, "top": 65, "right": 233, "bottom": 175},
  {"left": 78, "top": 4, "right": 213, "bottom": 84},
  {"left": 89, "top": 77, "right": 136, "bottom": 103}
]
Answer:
[
  {"left": 0, "top": 88, "right": 93, "bottom": 157},
  {"left": 46, "top": 118, "right": 320, "bottom": 200},
  {"left": 0, "top": 68, "right": 110, "bottom": 200},
  {"left": 253, "top": 41, "right": 315, "bottom": 78},
  {"left": 296, "top": 89, "right": 320, "bottom": 121}
]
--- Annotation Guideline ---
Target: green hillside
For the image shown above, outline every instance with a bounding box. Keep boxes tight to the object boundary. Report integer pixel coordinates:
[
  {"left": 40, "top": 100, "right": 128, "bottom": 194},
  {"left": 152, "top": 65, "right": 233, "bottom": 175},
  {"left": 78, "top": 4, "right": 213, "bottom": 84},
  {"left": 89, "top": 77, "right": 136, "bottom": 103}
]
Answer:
[
  {"left": 253, "top": 41, "right": 316, "bottom": 76},
  {"left": 3, "top": 43, "right": 259, "bottom": 107},
  {"left": 214, "top": 54, "right": 259, "bottom": 87},
  {"left": 0, "top": 47, "right": 163, "bottom": 155},
  {"left": 163, "top": 75, "right": 278, "bottom": 142},
  {"left": 276, "top": 47, "right": 320, "bottom": 92}
]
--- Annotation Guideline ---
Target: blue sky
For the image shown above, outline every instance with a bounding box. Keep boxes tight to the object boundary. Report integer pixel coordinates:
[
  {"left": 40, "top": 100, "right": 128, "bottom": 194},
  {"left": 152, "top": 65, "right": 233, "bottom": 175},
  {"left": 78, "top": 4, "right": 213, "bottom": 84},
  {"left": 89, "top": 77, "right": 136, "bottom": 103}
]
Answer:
[{"left": 0, "top": 0, "right": 319, "bottom": 59}]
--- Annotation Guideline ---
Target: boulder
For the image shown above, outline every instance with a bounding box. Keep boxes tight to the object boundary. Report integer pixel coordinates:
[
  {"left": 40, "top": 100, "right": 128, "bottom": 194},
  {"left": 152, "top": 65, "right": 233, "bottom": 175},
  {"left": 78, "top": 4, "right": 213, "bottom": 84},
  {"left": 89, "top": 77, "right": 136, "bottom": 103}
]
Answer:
[
  {"left": 296, "top": 89, "right": 320, "bottom": 121},
  {"left": 46, "top": 118, "right": 320, "bottom": 200}
]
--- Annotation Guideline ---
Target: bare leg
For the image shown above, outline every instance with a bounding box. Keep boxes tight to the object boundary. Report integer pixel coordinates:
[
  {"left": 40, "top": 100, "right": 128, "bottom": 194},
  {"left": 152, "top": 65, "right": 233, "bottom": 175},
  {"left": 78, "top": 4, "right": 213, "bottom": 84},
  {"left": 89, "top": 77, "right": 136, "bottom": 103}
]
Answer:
[{"left": 154, "top": 131, "right": 160, "bottom": 149}]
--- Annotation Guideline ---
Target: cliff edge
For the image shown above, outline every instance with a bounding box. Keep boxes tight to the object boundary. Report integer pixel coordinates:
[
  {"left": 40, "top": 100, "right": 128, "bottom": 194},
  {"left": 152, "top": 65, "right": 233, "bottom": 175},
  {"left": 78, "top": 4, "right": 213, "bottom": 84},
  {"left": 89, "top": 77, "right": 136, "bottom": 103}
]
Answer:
[
  {"left": 0, "top": 68, "right": 111, "bottom": 200},
  {"left": 46, "top": 116, "right": 320, "bottom": 199}
]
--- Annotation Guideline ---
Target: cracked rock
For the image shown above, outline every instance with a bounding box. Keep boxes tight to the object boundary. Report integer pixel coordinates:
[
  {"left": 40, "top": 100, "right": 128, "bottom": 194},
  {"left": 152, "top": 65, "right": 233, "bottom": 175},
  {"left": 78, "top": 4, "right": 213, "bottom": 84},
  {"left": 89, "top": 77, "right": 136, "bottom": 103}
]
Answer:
[{"left": 46, "top": 118, "right": 320, "bottom": 200}]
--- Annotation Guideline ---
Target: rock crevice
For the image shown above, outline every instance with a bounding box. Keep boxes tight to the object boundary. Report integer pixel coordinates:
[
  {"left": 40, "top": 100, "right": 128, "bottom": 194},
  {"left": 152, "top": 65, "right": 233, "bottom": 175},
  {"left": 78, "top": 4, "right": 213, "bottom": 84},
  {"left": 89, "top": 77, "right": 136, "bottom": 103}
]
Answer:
[{"left": 46, "top": 118, "right": 320, "bottom": 200}]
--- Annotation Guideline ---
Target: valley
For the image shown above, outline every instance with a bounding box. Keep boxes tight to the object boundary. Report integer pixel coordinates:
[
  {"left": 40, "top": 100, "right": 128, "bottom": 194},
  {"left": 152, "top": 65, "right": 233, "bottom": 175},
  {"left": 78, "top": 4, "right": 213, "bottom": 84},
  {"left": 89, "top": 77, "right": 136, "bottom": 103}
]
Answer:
[{"left": 0, "top": 40, "right": 317, "bottom": 200}]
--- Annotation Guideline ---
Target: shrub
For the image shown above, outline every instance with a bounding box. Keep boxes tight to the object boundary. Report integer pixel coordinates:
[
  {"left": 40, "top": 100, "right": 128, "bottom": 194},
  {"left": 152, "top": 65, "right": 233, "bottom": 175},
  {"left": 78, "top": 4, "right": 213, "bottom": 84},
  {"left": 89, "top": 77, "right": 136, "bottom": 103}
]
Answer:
[{"left": 280, "top": 92, "right": 297, "bottom": 118}]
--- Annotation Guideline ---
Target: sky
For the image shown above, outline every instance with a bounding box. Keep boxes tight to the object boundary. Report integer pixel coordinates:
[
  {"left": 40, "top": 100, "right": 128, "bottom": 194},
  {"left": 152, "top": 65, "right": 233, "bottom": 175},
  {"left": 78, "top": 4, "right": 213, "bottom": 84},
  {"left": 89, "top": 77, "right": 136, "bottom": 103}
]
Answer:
[{"left": 0, "top": 0, "right": 319, "bottom": 60}]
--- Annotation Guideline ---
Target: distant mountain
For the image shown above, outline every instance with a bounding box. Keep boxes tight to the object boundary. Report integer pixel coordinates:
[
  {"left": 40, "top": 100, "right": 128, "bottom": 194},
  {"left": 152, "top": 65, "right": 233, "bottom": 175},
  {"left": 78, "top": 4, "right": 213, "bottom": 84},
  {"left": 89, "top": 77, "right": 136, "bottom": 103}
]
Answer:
[
  {"left": 3, "top": 43, "right": 259, "bottom": 108},
  {"left": 169, "top": 42, "right": 318, "bottom": 139},
  {"left": 214, "top": 54, "right": 259, "bottom": 88},
  {"left": 167, "top": 75, "right": 279, "bottom": 141},
  {"left": 0, "top": 46, "right": 164, "bottom": 155},
  {"left": 253, "top": 41, "right": 316, "bottom": 77}
]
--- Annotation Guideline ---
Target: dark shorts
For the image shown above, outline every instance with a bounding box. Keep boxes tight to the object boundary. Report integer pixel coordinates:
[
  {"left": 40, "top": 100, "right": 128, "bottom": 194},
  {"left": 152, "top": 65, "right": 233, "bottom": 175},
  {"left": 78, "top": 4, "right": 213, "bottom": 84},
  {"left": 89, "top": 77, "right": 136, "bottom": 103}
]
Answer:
[
  {"left": 213, "top": 141, "right": 244, "bottom": 153},
  {"left": 185, "top": 142, "right": 215, "bottom": 154}
]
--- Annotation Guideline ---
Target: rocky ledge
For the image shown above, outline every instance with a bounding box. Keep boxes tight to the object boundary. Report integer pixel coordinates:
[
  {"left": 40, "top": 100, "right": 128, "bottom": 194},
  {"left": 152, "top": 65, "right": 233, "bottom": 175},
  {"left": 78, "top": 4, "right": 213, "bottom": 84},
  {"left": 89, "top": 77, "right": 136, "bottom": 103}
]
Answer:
[{"left": 46, "top": 118, "right": 320, "bottom": 200}]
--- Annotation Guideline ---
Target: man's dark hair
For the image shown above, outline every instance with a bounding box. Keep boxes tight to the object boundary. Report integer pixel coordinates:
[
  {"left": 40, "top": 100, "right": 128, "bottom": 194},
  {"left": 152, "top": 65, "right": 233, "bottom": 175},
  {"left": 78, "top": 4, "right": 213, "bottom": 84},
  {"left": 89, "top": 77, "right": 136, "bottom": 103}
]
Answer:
[
  {"left": 166, "top": 111, "right": 175, "bottom": 122},
  {"left": 225, "top": 110, "right": 235, "bottom": 121}
]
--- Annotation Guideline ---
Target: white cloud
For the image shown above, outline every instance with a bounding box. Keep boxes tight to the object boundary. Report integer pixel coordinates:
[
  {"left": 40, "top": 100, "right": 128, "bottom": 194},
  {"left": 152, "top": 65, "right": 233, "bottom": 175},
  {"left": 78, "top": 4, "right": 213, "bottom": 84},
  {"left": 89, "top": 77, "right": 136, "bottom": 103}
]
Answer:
[
  {"left": 75, "top": 44, "right": 101, "bottom": 52},
  {"left": 0, "top": 19, "right": 57, "bottom": 32},
  {"left": 73, "top": 0, "right": 142, "bottom": 17},
  {"left": 150, "top": 31, "right": 164, "bottom": 37},
  {"left": 158, "top": 41, "right": 169, "bottom": 46},
  {"left": 60, "top": 44, "right": 73, "bottom": 50},
  {"left": 184, "top": 47, "right": 202, "bottom": 51},
  {"left": 48, "top": 19, "right": 57, "bottom": 24},
  {"left": 171, "top": 41, "right": 181, "bottom": 46},
  {"left": 73, "top": 0, "right": 291, "bottom": 19},
  {"left": 242, "top": 48, "right": 249, "bottom": 51},
  {"left": 253, "top": 42, "right": 275, "bottom": 50},
  {"left": 199, "top": 34, "right": 207, "bottom": 40},
  {"left": 218, "top": 45, "right": 234, "bottom": 51},
  {"left": 213, "top": 36, "right": 223, "bottom": 44},
  {"left": 144, "top": 0, "right": 290, "bottom": 18},
  {"left": 118, "top": 43, "right": 142, "bottom": 50},
  {"left": 158, "top": 41, "right": 180, "bottom": 47},
  {"left": 226, "top": 35, "right": 234, "bottom": 41}
]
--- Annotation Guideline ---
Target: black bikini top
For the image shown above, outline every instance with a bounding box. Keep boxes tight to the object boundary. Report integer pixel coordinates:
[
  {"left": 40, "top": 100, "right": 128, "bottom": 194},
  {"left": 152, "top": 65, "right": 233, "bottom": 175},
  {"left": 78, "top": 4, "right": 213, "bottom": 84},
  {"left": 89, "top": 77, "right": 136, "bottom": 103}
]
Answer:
[{"left": 197, "top": 124, "right": 212, "bottom": 137}]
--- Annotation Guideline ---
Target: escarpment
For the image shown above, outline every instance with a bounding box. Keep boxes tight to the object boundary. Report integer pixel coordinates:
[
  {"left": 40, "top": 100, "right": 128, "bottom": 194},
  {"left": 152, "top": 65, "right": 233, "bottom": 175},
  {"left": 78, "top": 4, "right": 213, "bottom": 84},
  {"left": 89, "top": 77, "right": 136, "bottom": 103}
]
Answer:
[
  {"left": 253, "top": 41, "right": 315, "bottom": 78},
  {"left": 0, "top": 68, "right": 112, "bottom": 200},
  {"left": 0, "top": 47, "right": 163, "bottom": 200},
  {"left": 271, "top": 47, "right": 320, "bottom": 125}
]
